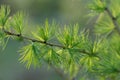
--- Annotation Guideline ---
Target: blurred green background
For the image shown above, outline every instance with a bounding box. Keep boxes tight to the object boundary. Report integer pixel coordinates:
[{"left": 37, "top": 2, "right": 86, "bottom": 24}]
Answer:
[{"left": 0, "top": 0, "right": 91, "bottom": 80}]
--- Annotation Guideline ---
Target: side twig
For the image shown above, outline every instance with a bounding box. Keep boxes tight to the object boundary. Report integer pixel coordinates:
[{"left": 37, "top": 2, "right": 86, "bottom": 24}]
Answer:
[{"left": 100, "top": 0, "right": 120, "bottom": 35}]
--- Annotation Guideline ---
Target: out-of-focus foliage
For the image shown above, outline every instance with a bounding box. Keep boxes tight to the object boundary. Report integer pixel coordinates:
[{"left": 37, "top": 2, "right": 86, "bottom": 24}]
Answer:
[{"left": 88, "top": 0, "right": 106, "bottom": 13}]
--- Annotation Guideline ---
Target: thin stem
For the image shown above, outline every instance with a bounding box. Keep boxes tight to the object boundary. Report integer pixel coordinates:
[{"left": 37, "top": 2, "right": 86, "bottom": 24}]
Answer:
[
  {"left": 100, "top": 0, "right": 120, "bottom": 35},
  {"left": 2, "top": 29, "right": 90, "bottom": 55},
  {"left": 105, "top": 8, "right": 120, "bottom": 35},
  {"left": 3, "top": 29, "right": 65, "bottom": 48}
]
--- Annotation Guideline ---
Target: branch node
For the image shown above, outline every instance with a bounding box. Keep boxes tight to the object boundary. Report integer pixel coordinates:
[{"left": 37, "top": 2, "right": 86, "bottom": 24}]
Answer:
[
  {"left": 112, "top": 17, "right": 116, "bottom": 20},
  {"left": 43, "top": 41, "right": 47, "bottom": 43}
]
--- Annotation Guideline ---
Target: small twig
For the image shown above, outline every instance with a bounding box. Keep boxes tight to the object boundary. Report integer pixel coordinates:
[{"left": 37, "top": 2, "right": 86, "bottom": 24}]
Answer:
[
  {"left": 105, "top": 8, "right": 120, "bottom": 35},
  {"left": 3, "top": 29, "right": 65, "bottom": 48},
  {"left": 2, "top": 29, "right": 90, "bottom": 55},
  {"left": 100, "top": 0, "right": 120, "bottom": 35}
]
